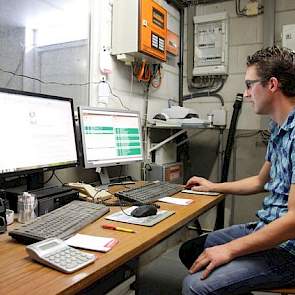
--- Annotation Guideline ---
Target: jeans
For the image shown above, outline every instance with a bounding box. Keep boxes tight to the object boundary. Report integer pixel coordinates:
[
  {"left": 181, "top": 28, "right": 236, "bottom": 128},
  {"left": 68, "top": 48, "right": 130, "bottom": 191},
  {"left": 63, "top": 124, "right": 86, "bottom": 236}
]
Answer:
[{"left": 181, "top": 224, "right": 295, "bottom": 295}]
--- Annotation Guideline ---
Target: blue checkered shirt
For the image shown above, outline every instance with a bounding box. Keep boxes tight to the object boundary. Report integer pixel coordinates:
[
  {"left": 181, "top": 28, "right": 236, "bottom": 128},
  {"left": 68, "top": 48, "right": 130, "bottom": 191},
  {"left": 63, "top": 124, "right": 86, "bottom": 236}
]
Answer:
[{"left": 255, "top": 108, "right": 295, "bottom": 255}]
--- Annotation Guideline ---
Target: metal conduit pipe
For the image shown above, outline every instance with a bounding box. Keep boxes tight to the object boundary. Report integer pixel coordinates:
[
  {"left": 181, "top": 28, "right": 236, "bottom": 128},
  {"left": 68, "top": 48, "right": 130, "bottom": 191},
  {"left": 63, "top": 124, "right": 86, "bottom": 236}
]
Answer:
[{"left": 166, "top": 0, "right": 185, "bottom": 106}]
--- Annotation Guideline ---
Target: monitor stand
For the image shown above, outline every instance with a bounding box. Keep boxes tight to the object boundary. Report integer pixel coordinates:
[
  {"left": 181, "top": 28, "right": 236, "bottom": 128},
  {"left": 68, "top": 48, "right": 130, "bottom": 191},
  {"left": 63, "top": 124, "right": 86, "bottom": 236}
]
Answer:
[
  {"left": 27, "top": 172, "right": 44, "bottom": 190},
  {"left": 96, "top": 167, "right": 110, "bottom": 190}
]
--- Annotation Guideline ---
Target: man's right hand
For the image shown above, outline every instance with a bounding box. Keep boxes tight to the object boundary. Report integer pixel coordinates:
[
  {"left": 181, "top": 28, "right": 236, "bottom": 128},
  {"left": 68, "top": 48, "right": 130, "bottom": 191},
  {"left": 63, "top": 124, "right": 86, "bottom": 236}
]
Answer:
[{"left": 185, "top": 176, "right": 215, "bottom": 192}]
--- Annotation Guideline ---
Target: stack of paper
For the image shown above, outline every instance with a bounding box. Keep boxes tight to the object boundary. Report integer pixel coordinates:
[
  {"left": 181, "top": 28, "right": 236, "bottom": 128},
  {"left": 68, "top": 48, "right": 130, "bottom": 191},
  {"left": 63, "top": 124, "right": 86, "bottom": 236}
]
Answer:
[
  {"left": 66, "top": 234, "right": 118, "bottom": 252},
  {"left": 159, "top": 196, "right": 193, "bottom": 205}
]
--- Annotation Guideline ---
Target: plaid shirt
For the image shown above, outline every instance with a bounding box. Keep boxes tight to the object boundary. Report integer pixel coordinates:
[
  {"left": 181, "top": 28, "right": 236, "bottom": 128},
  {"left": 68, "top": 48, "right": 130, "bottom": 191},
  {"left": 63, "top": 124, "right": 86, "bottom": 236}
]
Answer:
[{"left": 255, "top": 107, "right": 295, "bottom": 255}]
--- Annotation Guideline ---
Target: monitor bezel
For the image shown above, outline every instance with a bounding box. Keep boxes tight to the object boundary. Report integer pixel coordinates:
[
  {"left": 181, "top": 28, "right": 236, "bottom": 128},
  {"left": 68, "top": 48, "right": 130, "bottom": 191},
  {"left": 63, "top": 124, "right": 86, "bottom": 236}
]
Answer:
[
  {"left": 0, "top": 87, "right": 79, "bottom": 177},
  {"left": 78, "top": 106, "right": 144, "bottom": 169}
]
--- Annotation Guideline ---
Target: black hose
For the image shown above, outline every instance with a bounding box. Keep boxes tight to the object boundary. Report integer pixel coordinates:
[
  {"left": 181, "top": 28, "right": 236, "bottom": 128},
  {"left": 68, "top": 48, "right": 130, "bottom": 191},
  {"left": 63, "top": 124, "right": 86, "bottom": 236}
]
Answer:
[
  {"left": 215, "top": 93, "right": 243, "bottom": 230},
  {"left": 221, "top": 93, "right": 243, "bottom": 182}
]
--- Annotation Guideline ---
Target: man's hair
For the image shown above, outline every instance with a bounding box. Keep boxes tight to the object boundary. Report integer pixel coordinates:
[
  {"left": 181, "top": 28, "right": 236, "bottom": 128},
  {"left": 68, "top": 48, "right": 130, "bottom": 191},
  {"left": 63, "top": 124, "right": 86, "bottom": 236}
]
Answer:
[{"left": 247, "top": 46, "right": 295, "bottom": 97}]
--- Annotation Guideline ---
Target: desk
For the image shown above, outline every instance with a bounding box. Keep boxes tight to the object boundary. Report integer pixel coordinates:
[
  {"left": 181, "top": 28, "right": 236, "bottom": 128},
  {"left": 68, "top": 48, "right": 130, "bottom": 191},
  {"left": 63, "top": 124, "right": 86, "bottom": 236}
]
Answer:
[
  {"left": 0, "top": 187, "right": 224, "bottom": 295},
  {"left": 147, "top": 125, "right": 226, "bottom": 229}
]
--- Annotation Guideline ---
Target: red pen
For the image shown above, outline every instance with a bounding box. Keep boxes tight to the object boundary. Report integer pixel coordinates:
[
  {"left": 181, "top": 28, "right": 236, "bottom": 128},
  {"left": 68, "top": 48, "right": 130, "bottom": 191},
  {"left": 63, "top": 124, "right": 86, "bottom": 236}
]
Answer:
[{"left": 102, "top": 224, "right": 135, "bottom": 233}]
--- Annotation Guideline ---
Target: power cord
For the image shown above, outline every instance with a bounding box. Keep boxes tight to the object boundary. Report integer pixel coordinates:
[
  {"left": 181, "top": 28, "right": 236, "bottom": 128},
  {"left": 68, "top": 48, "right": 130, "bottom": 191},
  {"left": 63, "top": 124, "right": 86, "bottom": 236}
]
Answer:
[
  {"left": 0, "top": 67, "right": 129, "bottom": 111},
  {"left": 43, "top": 171, "right": 55, "bottom": 185},
  {"left": 53, "top": 171, "right": 65, "bottom": 185}
]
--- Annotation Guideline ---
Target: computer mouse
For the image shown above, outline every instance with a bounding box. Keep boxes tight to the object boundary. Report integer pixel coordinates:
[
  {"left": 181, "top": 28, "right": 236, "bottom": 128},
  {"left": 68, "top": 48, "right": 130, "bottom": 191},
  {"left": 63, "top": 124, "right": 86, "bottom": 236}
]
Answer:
[
  {"left": 131, "top": 205, "right": 157, "bottom": 218},
  {"left": 185, "top": 183, "right": 198, "bottom": 189}
]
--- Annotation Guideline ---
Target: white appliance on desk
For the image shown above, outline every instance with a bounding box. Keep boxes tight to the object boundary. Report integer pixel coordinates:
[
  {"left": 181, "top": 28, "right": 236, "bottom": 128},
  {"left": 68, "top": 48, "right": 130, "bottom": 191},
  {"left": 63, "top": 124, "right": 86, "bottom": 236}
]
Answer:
[{"left": 153, "top": 106, "right": 208, "bottom": 127}]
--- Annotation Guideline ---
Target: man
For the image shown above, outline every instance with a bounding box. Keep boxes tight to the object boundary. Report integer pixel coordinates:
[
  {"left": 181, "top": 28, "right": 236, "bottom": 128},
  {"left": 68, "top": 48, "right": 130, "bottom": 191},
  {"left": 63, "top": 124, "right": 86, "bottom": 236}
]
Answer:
[{"left": 181, "top": 46, "right": 295, "bottom": 295}]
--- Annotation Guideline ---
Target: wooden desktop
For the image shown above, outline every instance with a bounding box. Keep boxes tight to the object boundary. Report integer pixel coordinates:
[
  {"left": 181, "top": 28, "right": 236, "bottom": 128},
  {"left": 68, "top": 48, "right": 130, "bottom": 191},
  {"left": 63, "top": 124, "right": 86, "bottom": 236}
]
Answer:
[{"left": 0, "top": 186, "right": 224, "bottom": 295}]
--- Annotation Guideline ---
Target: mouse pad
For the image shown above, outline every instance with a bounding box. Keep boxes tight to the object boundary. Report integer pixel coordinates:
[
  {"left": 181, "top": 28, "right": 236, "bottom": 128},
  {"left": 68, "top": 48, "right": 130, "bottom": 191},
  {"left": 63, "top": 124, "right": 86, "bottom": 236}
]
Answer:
[{"left": 105, "top": 206, "right": 175, "bottom": 227}]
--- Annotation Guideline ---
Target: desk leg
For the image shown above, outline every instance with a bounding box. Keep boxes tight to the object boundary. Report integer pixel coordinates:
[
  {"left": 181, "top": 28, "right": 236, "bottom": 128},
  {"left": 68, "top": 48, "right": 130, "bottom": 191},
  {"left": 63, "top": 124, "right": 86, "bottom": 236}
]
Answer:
[
  {"left": 131, "top": 258, "right": 140, "bottom": 295},
  {"left": 215, "top": 199, "right": 225, "bottom": 230}
]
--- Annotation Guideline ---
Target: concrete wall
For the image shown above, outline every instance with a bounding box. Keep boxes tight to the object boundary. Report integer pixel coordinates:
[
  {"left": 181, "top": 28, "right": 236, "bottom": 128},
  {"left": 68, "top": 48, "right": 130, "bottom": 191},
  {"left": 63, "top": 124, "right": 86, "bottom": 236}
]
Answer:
[
  {"left": 185, "top": 0, "right": 295, "bottom": 228},
  {"left": 0, "top": 9, "right": 93, "bottom": 185},
  {"left": 0, "top": 26, "right": 24, "bottom": 90},
  {"left": 184, "top": 0, "right": 295, "bottom": 129},
  {"left": 1, "top": 0, "right": 295, "bottom": 224}
]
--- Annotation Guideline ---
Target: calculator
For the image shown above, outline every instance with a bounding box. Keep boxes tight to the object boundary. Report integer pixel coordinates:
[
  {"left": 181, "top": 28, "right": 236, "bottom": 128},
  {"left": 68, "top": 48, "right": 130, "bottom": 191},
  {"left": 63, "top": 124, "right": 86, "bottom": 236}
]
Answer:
[{"left": 26, "top": 238, "right": 96, "bottom": 273}]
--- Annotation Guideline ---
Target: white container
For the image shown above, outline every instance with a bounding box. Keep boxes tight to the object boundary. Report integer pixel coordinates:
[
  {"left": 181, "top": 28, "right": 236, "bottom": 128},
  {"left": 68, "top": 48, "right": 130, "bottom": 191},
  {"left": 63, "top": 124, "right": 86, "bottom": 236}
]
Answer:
[{"left": 17, "top": 192, "right": 37, "bottom": 223}]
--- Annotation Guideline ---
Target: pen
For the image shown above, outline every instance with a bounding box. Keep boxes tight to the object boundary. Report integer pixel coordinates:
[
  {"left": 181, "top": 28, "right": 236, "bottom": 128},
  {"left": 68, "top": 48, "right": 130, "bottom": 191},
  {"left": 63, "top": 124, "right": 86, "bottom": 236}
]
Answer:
[{"left": 102, "top": 224, "right": 135, "bottom": 233}]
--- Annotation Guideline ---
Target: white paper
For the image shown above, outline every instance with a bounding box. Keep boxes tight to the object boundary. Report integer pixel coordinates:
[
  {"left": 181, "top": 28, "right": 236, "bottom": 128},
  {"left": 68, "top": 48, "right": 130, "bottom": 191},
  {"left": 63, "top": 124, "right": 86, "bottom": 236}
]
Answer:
[
  {"left": 65, "top": 233, "right": 118, "bottom": 252},
  {"left": 181, "top": 189, "right": 220, "bottom": 196},
  {"left": 159, "top": 196, "right": 193, "bottom": 205}
]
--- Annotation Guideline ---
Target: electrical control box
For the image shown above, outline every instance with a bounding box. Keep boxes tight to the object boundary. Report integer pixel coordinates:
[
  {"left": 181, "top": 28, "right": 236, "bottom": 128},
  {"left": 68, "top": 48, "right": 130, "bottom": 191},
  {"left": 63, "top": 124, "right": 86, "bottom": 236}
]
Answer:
[
  {"left": 146, "top": 162, "right": 183, "bottom": 184},
  {"left": 282, "top": 24, "right": 295, "bottom": 51},
  {"left": 193, "top": 12, "right": 228, "bottom": 76},
  {"left": 112, "top": 0, "right": 167, "bottom": 62}
]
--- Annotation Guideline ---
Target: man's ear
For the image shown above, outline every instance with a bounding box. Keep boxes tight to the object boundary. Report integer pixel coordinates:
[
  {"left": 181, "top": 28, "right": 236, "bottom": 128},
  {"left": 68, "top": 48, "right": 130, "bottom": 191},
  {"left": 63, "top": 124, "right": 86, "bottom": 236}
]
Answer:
[{"left": 268, "top": 77, "right": 280, "bottom": 93}]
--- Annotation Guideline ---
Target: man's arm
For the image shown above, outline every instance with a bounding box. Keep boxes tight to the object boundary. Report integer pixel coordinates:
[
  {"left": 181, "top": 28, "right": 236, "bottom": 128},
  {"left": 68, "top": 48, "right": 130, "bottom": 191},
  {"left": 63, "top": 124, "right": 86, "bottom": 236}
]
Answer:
[
  {"left": 186, "top": 161, "right": 270, "bottom": 195},
  {"left": 190, "top": 183, "right": 295, "bottom": 279}
]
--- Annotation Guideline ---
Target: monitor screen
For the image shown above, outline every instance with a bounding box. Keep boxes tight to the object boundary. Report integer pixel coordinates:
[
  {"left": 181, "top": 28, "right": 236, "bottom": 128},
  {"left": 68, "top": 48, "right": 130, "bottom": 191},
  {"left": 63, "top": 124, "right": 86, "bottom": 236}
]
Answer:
[
  {"left": 0, "top": 88, "right": 78, "bottom": 176},
  {"left": 78, "top": 107, "right": 143, "bottom": 168}
]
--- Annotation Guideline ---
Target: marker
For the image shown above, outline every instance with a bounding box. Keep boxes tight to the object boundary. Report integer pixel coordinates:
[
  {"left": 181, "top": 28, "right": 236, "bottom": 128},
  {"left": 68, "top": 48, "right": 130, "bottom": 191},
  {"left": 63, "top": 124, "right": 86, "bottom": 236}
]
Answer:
[{"left": 102, "top": 224, "right": 135, "bottom": 233}]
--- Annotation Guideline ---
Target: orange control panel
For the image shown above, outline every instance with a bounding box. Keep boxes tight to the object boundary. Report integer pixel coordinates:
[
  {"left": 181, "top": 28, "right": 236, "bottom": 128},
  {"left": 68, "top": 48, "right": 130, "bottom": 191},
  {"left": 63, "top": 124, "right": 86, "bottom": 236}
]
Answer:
[{"left": 139, "top": 0, "right": 167, "bottom": 61}]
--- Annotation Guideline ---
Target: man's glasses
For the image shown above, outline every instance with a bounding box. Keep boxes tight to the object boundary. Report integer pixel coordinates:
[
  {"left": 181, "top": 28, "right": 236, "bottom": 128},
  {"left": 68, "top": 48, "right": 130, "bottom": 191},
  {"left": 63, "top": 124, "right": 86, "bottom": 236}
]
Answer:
[{"left": 245, "top": 79, "right": 264, "bottom": 90}]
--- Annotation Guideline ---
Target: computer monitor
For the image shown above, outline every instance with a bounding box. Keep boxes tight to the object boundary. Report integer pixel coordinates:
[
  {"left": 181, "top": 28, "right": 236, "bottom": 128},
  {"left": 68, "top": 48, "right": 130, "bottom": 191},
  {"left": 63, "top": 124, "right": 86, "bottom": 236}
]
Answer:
[
  {"left": 0, "top": 88, "right": 79, "bottom": 187},
  {"left": 78, "top": 107, "right": 143, "bottom": 173}
]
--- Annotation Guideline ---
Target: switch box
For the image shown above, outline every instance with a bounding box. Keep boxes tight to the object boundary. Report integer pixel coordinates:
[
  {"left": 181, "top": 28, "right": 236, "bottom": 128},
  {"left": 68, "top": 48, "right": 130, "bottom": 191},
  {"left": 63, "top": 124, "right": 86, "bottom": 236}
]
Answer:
[
  {"left": 193, "top": 12, "right": 228, "bottom": 76},
  {"left": 211, "top": 108, "right": 227, "bottom": 127},
  {"left": 112, "top": 0, "right": 167, "bottom": 62},
  {"left": 146, "top": 162, "right": 183, "bottom": 184}
]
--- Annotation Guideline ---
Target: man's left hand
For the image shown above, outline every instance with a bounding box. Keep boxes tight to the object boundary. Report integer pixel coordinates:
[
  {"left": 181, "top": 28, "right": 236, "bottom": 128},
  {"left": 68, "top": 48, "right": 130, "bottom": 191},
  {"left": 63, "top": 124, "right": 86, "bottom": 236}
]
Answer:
[{"left": 189, "top": 244, "right": 234, "bottom": 279}]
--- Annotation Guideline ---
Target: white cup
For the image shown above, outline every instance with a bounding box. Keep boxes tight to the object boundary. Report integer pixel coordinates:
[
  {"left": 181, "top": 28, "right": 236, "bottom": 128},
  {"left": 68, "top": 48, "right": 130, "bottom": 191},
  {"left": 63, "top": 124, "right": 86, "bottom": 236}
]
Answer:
[{"left": 6, "top": 209, "right": 14, "bottom": 225}]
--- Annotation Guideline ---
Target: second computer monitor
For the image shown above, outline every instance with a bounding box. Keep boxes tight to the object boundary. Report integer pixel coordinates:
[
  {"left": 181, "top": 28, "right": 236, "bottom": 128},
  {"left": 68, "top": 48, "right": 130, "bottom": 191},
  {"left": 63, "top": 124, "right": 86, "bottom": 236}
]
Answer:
[{"left": 78, "top": 107, "right": 143, "bottom": 169}]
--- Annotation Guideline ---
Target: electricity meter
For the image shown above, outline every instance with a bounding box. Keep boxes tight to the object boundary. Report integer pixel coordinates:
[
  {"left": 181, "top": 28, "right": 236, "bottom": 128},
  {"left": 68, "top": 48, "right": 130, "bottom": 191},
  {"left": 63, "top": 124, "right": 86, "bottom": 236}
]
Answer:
[{"left": 193, "top": 12, "right": 228, "bottom": 76}]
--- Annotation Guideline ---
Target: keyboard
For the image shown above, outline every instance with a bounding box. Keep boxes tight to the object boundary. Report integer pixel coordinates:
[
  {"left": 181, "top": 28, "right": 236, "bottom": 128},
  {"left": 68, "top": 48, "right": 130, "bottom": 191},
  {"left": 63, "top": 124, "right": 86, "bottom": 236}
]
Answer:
[
  {"left": 9, "top": 201, "right": 110, "bottom": 244},
  {"left": 115, "top": 181, "right": 183, "bottom": 204}
]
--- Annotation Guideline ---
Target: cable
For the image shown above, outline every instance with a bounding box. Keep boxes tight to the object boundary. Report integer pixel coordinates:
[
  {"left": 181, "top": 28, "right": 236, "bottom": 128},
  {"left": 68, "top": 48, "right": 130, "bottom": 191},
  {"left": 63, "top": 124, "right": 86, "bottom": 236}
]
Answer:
[
  {"left": 53, "top": 171, "right": 64, "bottom": 185},
  {"left": 151, "top": 64, "right": 162, "bottom": 88},
  {"left": 5, "top": 58, "right": 23, "bottom": 88},
  {"left": 118, "top": 200, "right": 133, "bottom": 216},
  {"left": 184, "top": 76, "right": 226, "bottom": 106},
  {"left": 0, "top": 66, "right": 130, "bottom": 110},
  {"left": 0, "top": 66, "right": 92, "bottom": 86},
  {"left": 101, "top": 80, "right": 130, "bottom": 110},
  {"left": 235, "top": 0, "right": 247, "bottom": 16},
  {"left": 43, "top": 171, "right": 55, "bottom": 185},
  {"left": 131, "top": 61, "right": 162, "bottom": 88}
]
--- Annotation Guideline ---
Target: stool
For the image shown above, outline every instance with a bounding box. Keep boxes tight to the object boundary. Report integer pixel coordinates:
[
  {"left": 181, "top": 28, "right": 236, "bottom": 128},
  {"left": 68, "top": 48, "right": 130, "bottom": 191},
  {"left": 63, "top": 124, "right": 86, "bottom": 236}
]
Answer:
[{"left": 259, "top": 287, "right": 295, "bottom": 294}]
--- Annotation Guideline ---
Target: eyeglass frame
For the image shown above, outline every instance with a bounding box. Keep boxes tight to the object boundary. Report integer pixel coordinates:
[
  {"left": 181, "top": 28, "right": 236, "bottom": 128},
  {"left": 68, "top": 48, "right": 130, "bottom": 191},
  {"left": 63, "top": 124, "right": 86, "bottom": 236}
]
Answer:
[{"left": 245, "top": 79, "right": 266, "bottom": 90}]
